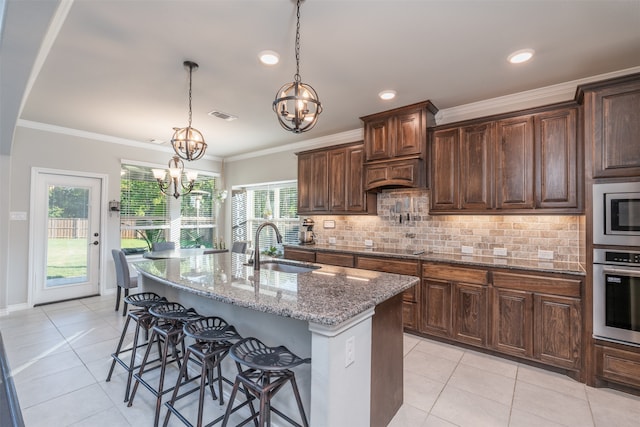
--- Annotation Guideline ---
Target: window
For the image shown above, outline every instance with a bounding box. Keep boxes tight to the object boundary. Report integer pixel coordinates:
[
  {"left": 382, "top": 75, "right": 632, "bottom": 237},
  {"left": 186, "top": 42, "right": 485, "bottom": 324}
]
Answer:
[
  {"left": 120, "top": 162, "right": 221, "bottom": 251},
  {"left": 232, "top": 181, "right": 298, "bottom": 256},
  {"left": 120, "top": 164, "right": 169, "bottom": 251}
]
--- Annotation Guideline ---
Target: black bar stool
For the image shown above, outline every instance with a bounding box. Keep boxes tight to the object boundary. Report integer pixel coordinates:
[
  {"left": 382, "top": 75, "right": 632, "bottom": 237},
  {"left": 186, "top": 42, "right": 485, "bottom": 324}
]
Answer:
[
  {"left": 128, "top": 302, "right": 201, "bottom": 427},
  {"left": 163, "top": 316, "right": 250, "bottom": 427},
  {"left": 106, "top": 292, "right": 167, "bottom": 402},
  {"left": 222, "top": 337, "right": 311, "bottom": 427}
]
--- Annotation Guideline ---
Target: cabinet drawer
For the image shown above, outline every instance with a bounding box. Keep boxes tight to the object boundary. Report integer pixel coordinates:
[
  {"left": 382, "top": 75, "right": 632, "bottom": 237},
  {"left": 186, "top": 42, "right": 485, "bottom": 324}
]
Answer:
[
  {"left": 492, "top": 271, "right": 581, "bottom": 298},
  {"left": 596, "top": 345, "right": 640, "bottom": 388},
  {"left": 356, "top": 256, "right": 419, "bottom": 276},
  {"left": 283, "top": 248, "right": 316, "bottom": 263},
  {"left": 316, "top": 252, "right": 355, "bottom": 268},
  {"left": 423, "top": 263, "right": 488, "bottom": 285}
]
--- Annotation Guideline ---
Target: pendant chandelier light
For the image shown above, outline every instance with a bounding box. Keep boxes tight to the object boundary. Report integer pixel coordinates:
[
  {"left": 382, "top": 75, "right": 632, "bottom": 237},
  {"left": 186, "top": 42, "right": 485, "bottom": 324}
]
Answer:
[
  {"left": 273, "top": 0, "right": 322, "bottom": 133},
  {"left": 171, "top": 61, "right": 207, "bottom": 161},
  {"left": 152, "top": 156, "right": 198, "bottom": 199}
]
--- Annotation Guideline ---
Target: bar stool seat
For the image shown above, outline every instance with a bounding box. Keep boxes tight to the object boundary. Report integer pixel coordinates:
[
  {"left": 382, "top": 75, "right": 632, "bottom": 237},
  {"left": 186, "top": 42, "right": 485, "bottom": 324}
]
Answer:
[
  {"left": 128, "top": 302, "right": 201, "bottom": 427},
  {"left": 106, "top": 291, "right": 167, "bottom": 402},
  {"left": 163, "top": 317, "right": 246, "bottom": 427},
  {"left": 222, "top": 337, "right": 311, "bottom": 427}
]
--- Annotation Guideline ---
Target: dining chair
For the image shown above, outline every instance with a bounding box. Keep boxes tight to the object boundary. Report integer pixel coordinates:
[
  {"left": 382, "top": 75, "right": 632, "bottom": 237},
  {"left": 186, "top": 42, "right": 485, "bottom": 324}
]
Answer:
[{"left": 112, "top": 249, "right": 139, "bottom": 316}]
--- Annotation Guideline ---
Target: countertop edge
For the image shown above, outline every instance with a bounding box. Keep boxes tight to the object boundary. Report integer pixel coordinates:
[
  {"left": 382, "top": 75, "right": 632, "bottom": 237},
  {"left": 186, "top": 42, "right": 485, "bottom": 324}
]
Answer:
[{"left": 135, "top": 264, "right": 420, "bottom": 327}]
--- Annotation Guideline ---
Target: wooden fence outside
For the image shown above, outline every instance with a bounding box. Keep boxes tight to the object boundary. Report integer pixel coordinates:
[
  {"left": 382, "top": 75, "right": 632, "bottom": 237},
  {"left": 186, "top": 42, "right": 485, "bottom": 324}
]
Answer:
[{"left": 48, "top": 218, "right": 88, "bottom": 238}]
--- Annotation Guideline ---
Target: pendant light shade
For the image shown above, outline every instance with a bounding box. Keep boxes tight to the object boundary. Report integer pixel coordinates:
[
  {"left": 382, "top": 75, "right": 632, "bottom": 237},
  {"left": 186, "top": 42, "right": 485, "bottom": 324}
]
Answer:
[
  {"left": 273, "top": 0, "right": 322, "bottom": 133},
  {"left": 152, "top": 155, "right": 197, "bottom": 199},
  {"left": 171, "top": 61, "right": 207, "bottom": 161}
]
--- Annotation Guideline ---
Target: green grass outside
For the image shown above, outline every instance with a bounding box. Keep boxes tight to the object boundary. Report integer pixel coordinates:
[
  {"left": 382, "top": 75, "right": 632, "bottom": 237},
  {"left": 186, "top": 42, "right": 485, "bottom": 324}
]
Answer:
[{"left": 47, "top": 238, "right": 88, "bottom": 279}]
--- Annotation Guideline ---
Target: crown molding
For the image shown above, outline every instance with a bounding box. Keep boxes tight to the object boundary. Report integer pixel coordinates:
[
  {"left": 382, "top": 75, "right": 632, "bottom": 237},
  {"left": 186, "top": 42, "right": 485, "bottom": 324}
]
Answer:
[
  {"left": 225, "top": 128, "right": 364, "bottom": 162},
  {"left": 16, "top": 119, "right": 223, "bottom": 161},
  {"left": 435, "top": 66, "right": 640, "bottom": 125}
]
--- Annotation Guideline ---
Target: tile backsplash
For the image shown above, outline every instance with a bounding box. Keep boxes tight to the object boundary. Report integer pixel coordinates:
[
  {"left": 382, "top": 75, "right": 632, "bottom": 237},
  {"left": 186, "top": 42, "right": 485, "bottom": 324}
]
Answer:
[{"left": 307, "top": 190, "right": 583, "bottom": 263}]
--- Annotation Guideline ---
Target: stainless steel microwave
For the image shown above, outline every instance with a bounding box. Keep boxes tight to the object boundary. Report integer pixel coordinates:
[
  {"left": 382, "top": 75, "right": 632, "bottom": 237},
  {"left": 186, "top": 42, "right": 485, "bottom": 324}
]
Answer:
[{"left": 593, "top": 182, "right": 640, "bottom": 247}]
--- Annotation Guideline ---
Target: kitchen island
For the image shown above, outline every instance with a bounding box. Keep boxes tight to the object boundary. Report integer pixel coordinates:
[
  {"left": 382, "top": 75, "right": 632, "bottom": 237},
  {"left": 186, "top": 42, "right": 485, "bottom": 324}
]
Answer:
[{"left": 134, "top": 252, "right": 419, "bottom": 427}]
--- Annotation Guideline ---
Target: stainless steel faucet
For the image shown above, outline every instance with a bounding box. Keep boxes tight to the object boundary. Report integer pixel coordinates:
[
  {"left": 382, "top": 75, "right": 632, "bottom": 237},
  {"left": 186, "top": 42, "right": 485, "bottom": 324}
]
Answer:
[{"left": 253, "top": 221, "right": 283, "bottom": 272}]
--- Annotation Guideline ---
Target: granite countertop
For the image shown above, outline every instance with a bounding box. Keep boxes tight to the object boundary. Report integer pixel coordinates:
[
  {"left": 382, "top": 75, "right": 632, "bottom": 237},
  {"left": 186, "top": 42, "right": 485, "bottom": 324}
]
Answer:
[
  {"left": 285, "top": 243, "right": 586, "bottom": 276},
  {"left": 133, "top": 253, "right": 419, "bottom": 327}
]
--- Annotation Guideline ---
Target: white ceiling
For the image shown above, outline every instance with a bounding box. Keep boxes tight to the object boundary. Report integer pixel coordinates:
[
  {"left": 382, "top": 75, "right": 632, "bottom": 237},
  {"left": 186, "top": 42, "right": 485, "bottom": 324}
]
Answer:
[{"left": 2, "top": 0, "right": 640, "bottom": 159}]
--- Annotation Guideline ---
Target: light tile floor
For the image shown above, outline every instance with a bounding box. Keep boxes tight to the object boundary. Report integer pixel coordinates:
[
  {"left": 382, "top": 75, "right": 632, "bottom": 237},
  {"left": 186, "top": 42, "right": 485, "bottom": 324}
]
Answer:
[{"left": 1, "top": 295, "right": 640, "bottom": 426}]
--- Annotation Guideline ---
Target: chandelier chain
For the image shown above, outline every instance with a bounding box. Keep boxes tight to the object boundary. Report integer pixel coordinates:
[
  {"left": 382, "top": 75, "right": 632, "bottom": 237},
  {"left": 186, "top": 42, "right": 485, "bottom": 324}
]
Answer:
[
  {"left": 187, "top": 64, "right": 193, "bottom": 127},
  {"left": 294, "top": 0, "right": 301, "bottom": 82}
]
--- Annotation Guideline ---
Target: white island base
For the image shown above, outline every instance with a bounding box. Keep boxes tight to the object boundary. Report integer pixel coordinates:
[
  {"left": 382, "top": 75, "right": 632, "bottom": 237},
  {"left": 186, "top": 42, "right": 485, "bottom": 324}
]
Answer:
[{"left": 140, "top": 276, "right": 403, "bottom": 427}]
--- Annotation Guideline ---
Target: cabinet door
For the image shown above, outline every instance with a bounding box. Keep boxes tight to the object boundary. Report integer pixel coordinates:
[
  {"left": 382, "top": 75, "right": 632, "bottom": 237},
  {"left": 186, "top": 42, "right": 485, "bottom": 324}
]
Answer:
[
  {"left": 534, "top": 294, "right": 581, "bottom": 369},
  {"left": 491, "top": 288, "right": 533, "bottom": 358},
  {"left": 587, "top": 79, "right": 640, "bottom": 178},
  {"left": 297, "top": 153, "right": 313, "bottom": 213},
  {"left": 496, "top": 116, "right": 534, "bottom": 209},
  {"left": 454, "top": 283, "right": 487, "bottom": 347},
  {"left": 430, "top": 128, "right": 459, "bottom": 211},
  {"left": 535, "top": 108, "right": 579, "bottom": 209},
  {"left": 364, "top": 118, "right": 392, "bottom": 161},
  {"left": 421, "top": 278, "right": 452, "bottom": 337},
  {"left": 395, "top": 110, "right": 424, "bottom": 157},
  {"left": 310, "top": 151, "right": 329, "bottom": 212},
  {"left": 328, "top": 148, "right": 347, "bottom": 212},
  {"left": 345, "top": 144, "right": 367, "bottom": 212},
  {"left": 460, "top": 123, "right": 493, "bottom": 210}
]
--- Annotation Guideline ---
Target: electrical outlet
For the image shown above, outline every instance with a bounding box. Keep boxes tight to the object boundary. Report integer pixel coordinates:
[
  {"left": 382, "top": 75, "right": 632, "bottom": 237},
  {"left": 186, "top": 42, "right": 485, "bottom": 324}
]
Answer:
[
  {"left": 345, "top": 336, "right": 355, "bottom": 367},
  {"left": 493, "top": 247, "right": 507, "bottom": 257},
  {"left": 461, "top": 246, "right": 473, "bottom": 254},
  {"left": 538, "top": 250, "right": 554, "bottom": 260}
]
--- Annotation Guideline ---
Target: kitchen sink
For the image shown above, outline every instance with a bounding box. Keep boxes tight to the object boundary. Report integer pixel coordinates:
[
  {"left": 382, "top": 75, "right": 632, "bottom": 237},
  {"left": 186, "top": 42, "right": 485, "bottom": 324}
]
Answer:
[{"left": 259, "top": 261, "right": 320, "bottom": 274}]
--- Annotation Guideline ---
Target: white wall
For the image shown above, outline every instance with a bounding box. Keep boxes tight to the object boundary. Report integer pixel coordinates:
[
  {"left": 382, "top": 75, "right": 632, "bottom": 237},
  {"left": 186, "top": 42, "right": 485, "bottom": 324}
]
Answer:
[{"left": 3, "top": 126, "right": 220, "bottom": 308}]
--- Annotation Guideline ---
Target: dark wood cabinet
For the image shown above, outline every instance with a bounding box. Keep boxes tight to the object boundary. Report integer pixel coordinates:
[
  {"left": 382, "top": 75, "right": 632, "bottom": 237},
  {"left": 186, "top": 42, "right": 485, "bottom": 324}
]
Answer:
[
  {"left": 534, "top": 293, "right": 581, "bottom": 369},
  {"left": 430, "top": 104, "right": 582, "bottom": 214},
  {"left": 297, "top": 142, "right": 376, "bottom": 215},
  {"left": 496, "top": 116, "right": 534, "bottom": 209},
  {"left": 491, "top": 287, "right": 533, "bottom": 358},
  {"left": 361, "top": 101, "right": 437, "bottom": 190},
  {"left": 430, "top": 128, "right": 458, "bottom": 210},
  {"left": 579, "top": 74, "right": 640, "bottom": 178},
  {"left": 297, "top": 150, "right": 328, "bottom": 213},
  {"left": 595, "top": 342, "right": 640, "bottom": 389},
  {"left": 491, "top": 271, "right": 582, "bottom": 373},
  {"left": 460, "top": 122, "right": 494, "bottom": 210},
  {"left": 283, "top": 247, "right": 316, "bottom": 263},
  {"left": 355, "top": 256, "right": 421, "bottom": 331},
  {"left": 421, "top": 263, "right": 488, "bottom": 347},
  {"left": 535, "top": 108, "right": 580, "bottom": 209}
]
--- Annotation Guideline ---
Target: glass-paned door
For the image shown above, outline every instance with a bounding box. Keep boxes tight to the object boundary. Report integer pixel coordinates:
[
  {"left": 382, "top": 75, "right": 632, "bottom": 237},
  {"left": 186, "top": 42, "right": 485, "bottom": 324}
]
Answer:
[{"left": 32, "top": 171, "right": 102, "bottom": 305}]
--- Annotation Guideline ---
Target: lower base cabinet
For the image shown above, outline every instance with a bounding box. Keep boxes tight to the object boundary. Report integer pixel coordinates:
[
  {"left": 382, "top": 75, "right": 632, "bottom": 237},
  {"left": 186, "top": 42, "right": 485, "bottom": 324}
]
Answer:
[
  {"left": 595, "top": 342, "right": 640, "bottom": 389},
  {"left": 285, "top": 247, "right": 584, "bottom": 377},
  {"left": 490, "top": 271, "right": 581, "bottom": 372},
  {"left": 421, "top": 263, "right": 489, "bottom": 347}
]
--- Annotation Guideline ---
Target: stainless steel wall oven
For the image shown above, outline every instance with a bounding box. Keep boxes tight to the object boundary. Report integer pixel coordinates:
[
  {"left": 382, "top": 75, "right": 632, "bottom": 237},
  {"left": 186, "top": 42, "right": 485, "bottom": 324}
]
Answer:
[{"left": 593, "top": 248, "right": 640, "bottom": 346}]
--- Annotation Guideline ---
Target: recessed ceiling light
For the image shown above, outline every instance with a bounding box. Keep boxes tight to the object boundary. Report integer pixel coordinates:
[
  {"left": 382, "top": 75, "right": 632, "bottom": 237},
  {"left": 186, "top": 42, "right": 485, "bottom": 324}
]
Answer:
[
  {"left": 378, "top": 90, "right": 397, "bottom": 100},
  {"left": 508, "top": 48, "right": 535, "bottom": 64},
  {"left": 259, "top": 50, "right": 280, "bottom": 65}
]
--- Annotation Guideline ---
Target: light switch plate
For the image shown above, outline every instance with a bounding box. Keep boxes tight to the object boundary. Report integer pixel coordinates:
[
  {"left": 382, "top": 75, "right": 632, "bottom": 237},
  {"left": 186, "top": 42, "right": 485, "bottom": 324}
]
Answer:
[
  {"left": 461, "top": 246, "right": 473, "bottom": 254},
  {"left": 323, "top": 220, "right": 335, "bottom": 229},
  {"left": 364, "top": 239, "right": 373, "bottom": 247}
]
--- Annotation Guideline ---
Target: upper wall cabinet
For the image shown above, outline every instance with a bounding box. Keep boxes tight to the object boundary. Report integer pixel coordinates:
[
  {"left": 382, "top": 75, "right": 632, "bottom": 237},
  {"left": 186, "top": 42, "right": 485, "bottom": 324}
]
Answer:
[
  {"left": 297, "top": 142, "right": 376, "bottom": 215},
  {"left": 430, "top": 104, "right": 582, "bottom": 214},
  {"left": 360, "top": 101, "right": 438, "bottom": 190},
  {"left": 578, "top": 73, "right": 640, "bottom": 179}
]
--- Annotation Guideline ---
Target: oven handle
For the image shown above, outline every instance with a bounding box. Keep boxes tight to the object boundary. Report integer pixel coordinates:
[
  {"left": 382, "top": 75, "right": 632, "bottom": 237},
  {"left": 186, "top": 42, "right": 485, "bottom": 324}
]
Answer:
[{"left": 603, "top": 266, "right": 640, "bottom": 277}]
